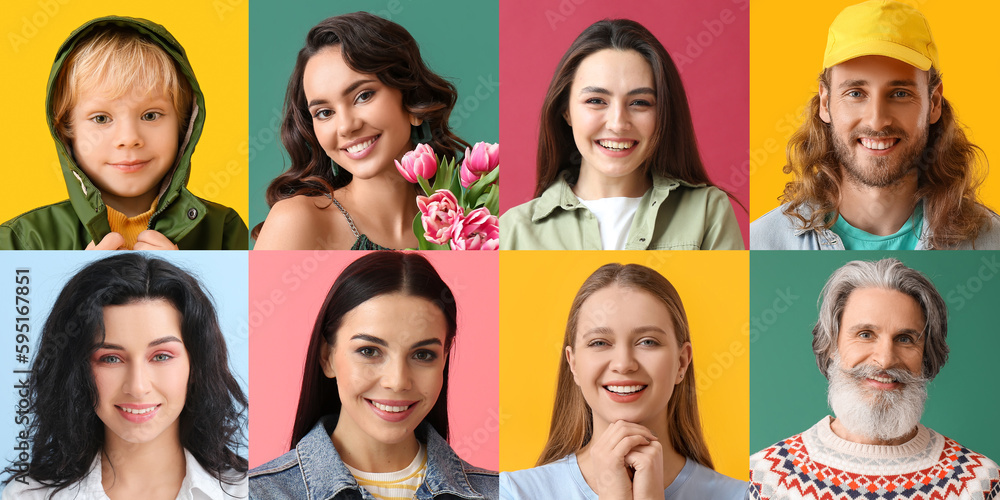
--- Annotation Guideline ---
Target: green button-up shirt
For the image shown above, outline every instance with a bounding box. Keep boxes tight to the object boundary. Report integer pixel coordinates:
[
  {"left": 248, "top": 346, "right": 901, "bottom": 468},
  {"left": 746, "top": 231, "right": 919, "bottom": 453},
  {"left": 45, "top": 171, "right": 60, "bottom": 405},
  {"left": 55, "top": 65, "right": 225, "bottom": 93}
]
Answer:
[{"left": 500, "top": 174, "right": 744, "bottom": 250}]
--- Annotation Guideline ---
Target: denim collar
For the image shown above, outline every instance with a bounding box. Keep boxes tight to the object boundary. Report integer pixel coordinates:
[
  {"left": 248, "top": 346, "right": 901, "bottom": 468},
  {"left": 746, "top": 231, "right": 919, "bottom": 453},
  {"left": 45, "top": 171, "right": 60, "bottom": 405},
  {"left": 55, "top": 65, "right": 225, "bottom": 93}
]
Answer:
[{"left": 297, "top": 414, "right": 486, "bottom": 499}]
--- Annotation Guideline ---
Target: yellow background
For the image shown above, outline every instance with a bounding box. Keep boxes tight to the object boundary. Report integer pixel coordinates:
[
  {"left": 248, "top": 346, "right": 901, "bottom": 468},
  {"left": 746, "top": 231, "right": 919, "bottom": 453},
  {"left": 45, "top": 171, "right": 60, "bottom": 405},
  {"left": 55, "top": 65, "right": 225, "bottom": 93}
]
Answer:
[
  {"left": 0, "top": 0, "right": 248, "bottom": 226},
  {"left": 499, "top": 251, "right": 749, "bottom": 481},
  {"left": 750, "top": 0, "right": 1000, "bottom": 219}
]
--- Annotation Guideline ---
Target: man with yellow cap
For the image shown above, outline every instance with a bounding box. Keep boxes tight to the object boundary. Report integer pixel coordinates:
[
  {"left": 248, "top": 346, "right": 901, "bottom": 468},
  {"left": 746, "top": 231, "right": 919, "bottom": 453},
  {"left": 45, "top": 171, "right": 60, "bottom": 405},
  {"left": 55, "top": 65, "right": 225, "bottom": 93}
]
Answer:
[{"left": 750, "top": 0, "right": 1000, "bottom": 250}]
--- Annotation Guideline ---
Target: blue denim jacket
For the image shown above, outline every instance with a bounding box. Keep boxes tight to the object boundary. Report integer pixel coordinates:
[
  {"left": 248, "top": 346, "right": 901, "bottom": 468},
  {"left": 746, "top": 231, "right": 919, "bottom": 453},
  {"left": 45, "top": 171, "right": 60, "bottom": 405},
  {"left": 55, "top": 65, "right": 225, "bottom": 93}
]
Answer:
[
  {"left": 750, "top": 200, "right": 1000, "bottom": 250},
  {"left": 249, "top": 415, "right": 498, "bottom": 500}
]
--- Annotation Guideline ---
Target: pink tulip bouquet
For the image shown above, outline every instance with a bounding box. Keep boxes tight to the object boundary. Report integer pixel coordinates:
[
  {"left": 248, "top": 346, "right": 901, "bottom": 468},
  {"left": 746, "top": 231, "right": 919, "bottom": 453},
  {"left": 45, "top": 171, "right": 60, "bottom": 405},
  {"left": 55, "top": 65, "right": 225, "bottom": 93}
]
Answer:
[{"left": 395, "top": 141, "right": 499, "bottom": 250}]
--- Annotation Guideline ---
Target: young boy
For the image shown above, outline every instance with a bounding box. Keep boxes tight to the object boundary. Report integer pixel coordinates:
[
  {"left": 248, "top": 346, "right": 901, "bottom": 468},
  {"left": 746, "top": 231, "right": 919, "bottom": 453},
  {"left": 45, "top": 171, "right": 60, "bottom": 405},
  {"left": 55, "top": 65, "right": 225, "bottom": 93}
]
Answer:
[{"left": 0, "top": 16, "right": 247, "bottom": 250}]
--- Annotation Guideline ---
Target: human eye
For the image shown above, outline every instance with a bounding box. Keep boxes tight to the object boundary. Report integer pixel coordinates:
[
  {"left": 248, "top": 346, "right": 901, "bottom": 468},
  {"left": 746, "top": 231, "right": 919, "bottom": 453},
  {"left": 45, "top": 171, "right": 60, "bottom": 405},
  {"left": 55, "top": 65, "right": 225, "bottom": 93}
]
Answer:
[
  {"left": 356, "top": 346, "right": 381, "bottom": 358},
  {"left": 891, "top": 90, "right": 911, "bottom": 98},
  {"left": 630, "top": 99, "right": 653, "bottom": 107},
  {"left": 586, "top": 339, "right": 609, "bottom": 348},
  {"left": 845, "top": 90, "right": 864, "bottom": 99},
  {"left": 412, "top": 349, "right": 438, "bottom": 362},
  {"left": 584, "top": 97, "right": 606, "bottom": 105},
  {"left": 896, "top": 334, "right": 916, "bottom": 344},
  {"left": 856, "top": 330, "right": 873, "bottom": 339},
  {"left": 97, "top": 354, "right": 123, "bottom": 364},
  {"left": 355, "top": 90, "right": 375, "bottom": 104},
  {"left": 637, "top": 337, "right": 661, "bottom": 347},
  {"left": 90, "top": 114, "right": 111, "bottom": 125},
  {"left": 141, "top": 111, "right": 162, "bottom": 121},
  {"left": 312, "top": 108, "right": 332, "bottom": 120},
  {"left": 151, "top": 352, "right": 174, "bottom": 362}
]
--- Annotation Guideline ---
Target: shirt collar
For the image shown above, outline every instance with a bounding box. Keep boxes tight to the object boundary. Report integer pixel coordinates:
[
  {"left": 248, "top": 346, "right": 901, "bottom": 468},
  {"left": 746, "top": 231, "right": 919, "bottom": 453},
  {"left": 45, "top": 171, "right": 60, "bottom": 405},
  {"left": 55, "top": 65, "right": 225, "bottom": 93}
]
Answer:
[
  {"left": 74, "top": 449, "right": 244, "bottom": 500},
  {"left": 530, "top": 170, "right": 697, "bottom": 222},
  {"left": 297, "top": 414, "right": 485, "bottom": 499}
]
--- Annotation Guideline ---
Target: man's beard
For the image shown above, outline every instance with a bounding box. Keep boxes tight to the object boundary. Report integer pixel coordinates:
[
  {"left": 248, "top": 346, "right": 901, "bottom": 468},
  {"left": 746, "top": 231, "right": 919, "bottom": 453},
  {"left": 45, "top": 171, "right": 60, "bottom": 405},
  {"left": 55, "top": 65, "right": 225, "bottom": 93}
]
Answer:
[
  {"left": 827, "top": 354, "right": 928, "bottom": 442},
  {"left": 831, "top": 123, "right": 929, "bottom": 188}
]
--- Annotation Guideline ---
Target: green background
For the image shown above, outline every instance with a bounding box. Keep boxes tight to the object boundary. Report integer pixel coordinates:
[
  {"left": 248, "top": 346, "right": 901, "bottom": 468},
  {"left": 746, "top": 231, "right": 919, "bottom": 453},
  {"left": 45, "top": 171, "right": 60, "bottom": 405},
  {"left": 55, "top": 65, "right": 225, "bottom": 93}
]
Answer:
[
  {"left": 750, "top": 251, "right": 1000, "bottom": 459},
  {"left": 248, "top": 0, "right": 500, "bottom": 246}
]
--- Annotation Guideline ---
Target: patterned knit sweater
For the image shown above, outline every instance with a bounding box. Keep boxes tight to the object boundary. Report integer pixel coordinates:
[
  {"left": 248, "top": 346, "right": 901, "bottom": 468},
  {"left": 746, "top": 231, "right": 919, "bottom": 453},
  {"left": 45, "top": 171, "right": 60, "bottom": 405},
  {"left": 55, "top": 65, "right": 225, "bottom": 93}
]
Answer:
[{"left": 749, "top": 417, "right": 1000, "bottom": 500}]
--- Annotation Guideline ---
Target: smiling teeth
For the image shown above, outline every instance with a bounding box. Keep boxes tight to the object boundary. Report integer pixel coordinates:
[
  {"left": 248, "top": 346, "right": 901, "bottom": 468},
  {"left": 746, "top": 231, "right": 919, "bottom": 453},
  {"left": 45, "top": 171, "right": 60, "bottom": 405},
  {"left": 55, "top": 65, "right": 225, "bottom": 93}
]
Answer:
[
  {"left": 598, "top": 140, "right": 635, "bottom": 151},
  {"left": 606, "top": 385, "right": 645, "bottom": 394},
  {"left": 860, "top": 138, "right": 894, "bottom": 150},
  {"left": 120, "top": 406, "right": 155, "bottom": 415},
  {"left": 869, "top": 375, "right": 897, "bottom": 384},
  {"left": 346, "top": 137, "right": 377, "bottom": 154},
  {"left": 372, "top": 401, "right": 411, "bottom": 413}
]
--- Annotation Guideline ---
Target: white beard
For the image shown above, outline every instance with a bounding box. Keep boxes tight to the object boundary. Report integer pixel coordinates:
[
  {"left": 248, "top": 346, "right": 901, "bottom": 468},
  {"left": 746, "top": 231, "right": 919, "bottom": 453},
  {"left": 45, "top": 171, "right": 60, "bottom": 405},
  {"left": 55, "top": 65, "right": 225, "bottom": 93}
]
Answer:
[{"left": 827, "top": 354, "right": 928, "bottom": 442}]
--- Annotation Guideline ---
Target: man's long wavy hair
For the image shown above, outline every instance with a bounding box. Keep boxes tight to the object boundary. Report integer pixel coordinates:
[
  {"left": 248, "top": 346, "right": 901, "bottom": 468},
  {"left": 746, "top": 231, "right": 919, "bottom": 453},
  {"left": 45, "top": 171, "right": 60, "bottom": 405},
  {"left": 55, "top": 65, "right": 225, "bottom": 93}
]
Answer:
[
  {"left": 780, "top": 67, "right": 989, "bottom": 249},
  {"left": 252, "top": 12, "right": 469, "bottom": 238},
  {"left": 3, "top": 254, "right": 247, "bottom": 497},
  {"left": 536, "top": 263, "right": 714, "bottom": 470}
]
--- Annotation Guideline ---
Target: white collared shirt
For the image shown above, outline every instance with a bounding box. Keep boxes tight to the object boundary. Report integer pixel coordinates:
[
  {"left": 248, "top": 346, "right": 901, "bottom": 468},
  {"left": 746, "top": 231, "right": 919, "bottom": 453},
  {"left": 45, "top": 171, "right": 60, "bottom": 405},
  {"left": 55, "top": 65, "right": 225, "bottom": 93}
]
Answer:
[{"left": 2, "top": 449, "right": 247, "bottom": 499}]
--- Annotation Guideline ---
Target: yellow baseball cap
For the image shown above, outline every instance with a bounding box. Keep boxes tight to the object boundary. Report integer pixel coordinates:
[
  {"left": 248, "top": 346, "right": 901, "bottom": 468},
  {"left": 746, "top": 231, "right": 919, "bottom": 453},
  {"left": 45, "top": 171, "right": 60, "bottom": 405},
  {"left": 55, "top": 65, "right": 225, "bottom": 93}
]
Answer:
[{"left": 823, "top": 0, "right": 938, "bottom": 71}]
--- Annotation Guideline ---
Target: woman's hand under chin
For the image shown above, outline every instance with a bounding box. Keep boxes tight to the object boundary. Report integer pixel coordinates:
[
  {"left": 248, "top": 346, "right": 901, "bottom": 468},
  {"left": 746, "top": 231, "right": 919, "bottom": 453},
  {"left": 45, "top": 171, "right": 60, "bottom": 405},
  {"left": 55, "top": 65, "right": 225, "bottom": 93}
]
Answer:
[{"left": 585, "top": 420, "right": 661, "bottom": 500}]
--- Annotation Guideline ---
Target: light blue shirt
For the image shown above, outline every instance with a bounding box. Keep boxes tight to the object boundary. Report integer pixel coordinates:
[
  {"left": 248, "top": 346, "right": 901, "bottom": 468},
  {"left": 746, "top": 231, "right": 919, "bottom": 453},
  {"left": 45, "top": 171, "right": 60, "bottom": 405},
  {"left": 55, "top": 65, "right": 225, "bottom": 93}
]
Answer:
[{"left": 499, "top": 454, "right": 746, "bottom": 500}]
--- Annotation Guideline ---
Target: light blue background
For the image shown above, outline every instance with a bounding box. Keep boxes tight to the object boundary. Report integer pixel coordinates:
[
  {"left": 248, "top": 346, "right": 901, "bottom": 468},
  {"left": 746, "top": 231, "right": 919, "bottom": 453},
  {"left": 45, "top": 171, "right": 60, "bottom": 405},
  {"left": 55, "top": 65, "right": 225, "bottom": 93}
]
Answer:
[{"left": 0, "top": 251, "right": 250, "bottom": 469}]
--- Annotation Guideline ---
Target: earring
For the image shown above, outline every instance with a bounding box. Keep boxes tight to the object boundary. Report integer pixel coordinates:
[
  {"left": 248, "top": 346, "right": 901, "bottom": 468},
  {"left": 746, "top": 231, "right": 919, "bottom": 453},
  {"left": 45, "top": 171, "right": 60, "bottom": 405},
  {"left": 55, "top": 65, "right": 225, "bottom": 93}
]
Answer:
[{"left": 329, "top": 159, "right": 340, "bottom": 177}]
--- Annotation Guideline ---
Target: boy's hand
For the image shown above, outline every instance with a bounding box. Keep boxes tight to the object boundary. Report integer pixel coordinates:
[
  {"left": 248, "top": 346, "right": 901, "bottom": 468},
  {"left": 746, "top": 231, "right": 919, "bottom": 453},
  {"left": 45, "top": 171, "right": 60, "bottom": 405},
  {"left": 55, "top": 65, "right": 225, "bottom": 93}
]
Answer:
[
  {"left": 86, "top": 232, "right": 125, "bottom": 250},
  {"left": 134, "top": 230, "right": 179, "bottom": 251}
]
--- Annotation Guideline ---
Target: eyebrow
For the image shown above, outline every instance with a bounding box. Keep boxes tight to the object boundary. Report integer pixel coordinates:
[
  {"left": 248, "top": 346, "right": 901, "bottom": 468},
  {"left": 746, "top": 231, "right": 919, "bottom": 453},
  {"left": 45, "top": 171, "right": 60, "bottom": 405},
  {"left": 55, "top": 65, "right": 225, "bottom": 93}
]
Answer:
[
  {"left": 845, "top": 323, "right": 924, "bottom": 338},
  {"left": 838, "top": 79, "right": 918, "bottom": 89},
  {"left": 307, "top": 79, "right": 378, "bottom": 108},
  {"left": 580, "top": 325, "right": 669, "bottom": 337},
  {"left": 579, "top": 86, "right": 656, "bottom": 96},
  {"left": 96, "top": 336, "right": 184, "bottom": 350},
  {"left": 350, "top": 334, "right": 443, "bottom": 349}
]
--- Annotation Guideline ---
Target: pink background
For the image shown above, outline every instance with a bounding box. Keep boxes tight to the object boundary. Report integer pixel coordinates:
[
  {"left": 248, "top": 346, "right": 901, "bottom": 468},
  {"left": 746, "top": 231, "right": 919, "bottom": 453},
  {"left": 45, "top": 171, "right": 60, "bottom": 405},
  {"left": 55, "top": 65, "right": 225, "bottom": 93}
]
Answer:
[
  {"left": 499, "top": 0, "right": 750, "bottom": 247},
  {"left": 249, "top": 251, "right": 499, "bottom": 470}
]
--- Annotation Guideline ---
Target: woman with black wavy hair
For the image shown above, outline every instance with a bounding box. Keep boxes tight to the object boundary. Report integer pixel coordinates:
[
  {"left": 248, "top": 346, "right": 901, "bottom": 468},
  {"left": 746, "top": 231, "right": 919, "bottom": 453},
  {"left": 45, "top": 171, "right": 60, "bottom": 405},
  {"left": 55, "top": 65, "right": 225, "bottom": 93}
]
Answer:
[{"left": 2, "top": 254, "right": 247, "bottom": 499}]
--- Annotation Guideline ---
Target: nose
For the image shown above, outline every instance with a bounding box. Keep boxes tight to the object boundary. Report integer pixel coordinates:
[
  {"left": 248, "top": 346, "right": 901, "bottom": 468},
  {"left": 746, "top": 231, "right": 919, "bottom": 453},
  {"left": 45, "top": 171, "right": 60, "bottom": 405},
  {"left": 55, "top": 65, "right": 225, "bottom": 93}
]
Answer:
[
  {"left": 115, "top": 118, "right": 144, "bottom": 149},
  {"left": 864, "top": 96, "right": 892, "bottom": 131},
  {"left": 382, "top": 357, "right": 413, "bottom": 392},
  {"left": 610, "top": 344, "right": 638, "bottom": 373},
  {"left": 123, "top": 361, "right": 151, "bottom": 396},
  {"left": 336, "top": 108, "right": 362, "bottom": 138},
  {"left": 869, "top": 336, "right": 900, "bottom": 370},
  {"left": 607, "top": 101, "right": 631, "bottom": 133}
]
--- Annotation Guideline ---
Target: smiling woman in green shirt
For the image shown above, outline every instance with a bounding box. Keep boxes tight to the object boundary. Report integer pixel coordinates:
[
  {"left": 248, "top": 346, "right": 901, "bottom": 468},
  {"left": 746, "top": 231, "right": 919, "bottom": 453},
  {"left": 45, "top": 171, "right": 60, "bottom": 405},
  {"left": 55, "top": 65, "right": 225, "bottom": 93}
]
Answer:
[{"left": 500, "top": 19, "right": 743, "bottom": 250}]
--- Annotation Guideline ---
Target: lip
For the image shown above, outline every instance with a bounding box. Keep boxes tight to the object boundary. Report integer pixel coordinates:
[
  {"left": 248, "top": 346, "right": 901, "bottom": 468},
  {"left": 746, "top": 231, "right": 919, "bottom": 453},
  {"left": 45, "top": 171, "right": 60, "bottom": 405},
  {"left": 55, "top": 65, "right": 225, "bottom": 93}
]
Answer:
[
  {"left": 115, "top": 403, "right": 160, "bottom": 423},
  {"left": 857, "top": 137, "right": 900, "bottom": 156},
  {"left": 864, "top": 375, "right": 902, "bottom": 391},
  {"left": 107, "top": 160, "right": 151, "bottom": 173},
  {"left": 594, "top": 138, "right": 639, "bottom": 158},
  {"left": 366, "top": 398, "right": 418, "bottom": 423},
  {"left": 602, "top": 380, "right": 648, "bottom": 403},
  {"left": 341, "top": 134, "right": 381, "bottom": 160}
]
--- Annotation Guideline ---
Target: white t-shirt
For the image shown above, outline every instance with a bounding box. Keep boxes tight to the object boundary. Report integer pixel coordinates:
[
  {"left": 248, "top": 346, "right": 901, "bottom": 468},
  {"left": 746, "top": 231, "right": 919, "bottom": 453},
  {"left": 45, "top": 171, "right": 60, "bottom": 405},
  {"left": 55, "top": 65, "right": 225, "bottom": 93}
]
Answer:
[
  {"left": 577, "top": 196, "right": 643, "bottom": 250},
  {"left": 500, "top": 453, "right": 747, "bottom": 500},
  {"left": 346, "top": 441, "right": 427, "bottom": 500},
  {"left": 2, "top": 449, "right": 247, "bottom": 499}
]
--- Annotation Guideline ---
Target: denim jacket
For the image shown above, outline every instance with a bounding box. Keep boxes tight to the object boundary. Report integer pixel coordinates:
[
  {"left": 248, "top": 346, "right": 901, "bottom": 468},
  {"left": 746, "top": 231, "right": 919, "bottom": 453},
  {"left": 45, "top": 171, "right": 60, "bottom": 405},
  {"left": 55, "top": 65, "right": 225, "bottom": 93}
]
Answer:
[
  {"left": 750, "top": 200, "right": 1000, "bottom": 250},
  {"left": 249, "top": 415, "right": 498, "bottom": 500}
]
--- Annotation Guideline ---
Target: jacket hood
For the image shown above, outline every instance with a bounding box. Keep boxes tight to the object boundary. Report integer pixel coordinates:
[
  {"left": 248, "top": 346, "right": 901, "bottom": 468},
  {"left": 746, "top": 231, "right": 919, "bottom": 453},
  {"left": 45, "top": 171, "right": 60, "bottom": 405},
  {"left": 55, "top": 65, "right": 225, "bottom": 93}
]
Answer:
[{"left": 46, "top": 16, "right": 204, "bottom": 240}]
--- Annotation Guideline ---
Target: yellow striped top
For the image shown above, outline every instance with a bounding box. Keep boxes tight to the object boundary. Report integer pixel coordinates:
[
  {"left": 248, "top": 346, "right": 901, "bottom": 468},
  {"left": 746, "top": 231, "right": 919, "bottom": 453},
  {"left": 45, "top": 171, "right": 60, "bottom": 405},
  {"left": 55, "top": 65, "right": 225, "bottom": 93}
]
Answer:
[{"left": 346, "top": 443, "right": 427, "bottom": 500}]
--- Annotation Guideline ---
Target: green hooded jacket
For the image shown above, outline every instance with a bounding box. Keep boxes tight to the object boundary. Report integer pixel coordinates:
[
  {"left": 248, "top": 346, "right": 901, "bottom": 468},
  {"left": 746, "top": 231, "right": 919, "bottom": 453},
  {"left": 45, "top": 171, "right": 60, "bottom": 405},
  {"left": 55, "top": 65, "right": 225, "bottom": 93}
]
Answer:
[{"left": 0, "top": 16, "right": 248, "bottom": 250}]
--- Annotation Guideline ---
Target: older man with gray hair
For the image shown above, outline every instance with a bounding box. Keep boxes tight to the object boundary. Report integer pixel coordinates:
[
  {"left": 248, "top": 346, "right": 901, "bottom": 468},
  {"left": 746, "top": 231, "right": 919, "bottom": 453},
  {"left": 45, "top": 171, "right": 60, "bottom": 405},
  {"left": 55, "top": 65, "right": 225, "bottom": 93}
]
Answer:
[{"left": 749, "top": 259, "right": 999, "bottom": 500}]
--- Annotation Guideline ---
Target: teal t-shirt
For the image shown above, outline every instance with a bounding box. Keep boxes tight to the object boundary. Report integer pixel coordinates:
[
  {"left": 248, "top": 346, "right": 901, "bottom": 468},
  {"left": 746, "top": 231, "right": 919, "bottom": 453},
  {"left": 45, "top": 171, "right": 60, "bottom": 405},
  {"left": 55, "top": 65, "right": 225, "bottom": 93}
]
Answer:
[{"left": 831, "top": 204, "right": 923, "bottom": 250}]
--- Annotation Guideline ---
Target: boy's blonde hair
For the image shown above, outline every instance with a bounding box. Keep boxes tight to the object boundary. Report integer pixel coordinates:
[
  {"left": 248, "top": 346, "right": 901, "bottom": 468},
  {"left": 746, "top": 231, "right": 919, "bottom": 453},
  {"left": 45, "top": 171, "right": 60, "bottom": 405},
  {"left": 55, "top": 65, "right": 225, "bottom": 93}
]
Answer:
[{"left": 51, "top": 26, "right": 193, "bottom": 143}]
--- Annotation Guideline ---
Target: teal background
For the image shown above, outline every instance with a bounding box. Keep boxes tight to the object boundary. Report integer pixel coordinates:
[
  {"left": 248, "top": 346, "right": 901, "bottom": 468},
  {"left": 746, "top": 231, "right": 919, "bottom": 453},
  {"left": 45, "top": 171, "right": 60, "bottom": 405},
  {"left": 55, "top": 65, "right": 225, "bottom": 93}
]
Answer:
[
  {"left": 0, "top": 251, "right": 250, "bottom": 469},
  {"left": 248, "top": 0, "right": 500, "bottom": 246},
  {"left": 750, "top": 251, "right": 1000, "bottom": 459}
]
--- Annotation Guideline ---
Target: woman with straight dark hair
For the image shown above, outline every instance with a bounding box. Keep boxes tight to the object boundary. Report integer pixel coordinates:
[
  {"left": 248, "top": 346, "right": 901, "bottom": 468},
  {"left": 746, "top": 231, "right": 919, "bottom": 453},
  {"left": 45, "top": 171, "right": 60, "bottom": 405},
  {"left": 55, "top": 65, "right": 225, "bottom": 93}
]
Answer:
[
  {"left": 501, "top": 19, "right": 743, "bottom": 250},
  {"left": 254, "top": 12, "right": 470, "bottom": 250},
  {"left": 249, "top": 252, "right": 498, "bottom": 499},
  {"left": 2, "top": 254, "right": 247, "bottom": 499},
  {"left": 500, "top": 264, "right": 746, "bottom": 499}
]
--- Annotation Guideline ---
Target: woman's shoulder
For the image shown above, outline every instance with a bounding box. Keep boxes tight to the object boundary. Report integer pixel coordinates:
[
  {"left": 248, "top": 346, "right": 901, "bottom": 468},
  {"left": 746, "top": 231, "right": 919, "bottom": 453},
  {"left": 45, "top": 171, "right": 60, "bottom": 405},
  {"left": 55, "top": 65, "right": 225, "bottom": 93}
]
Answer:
[
  {"left": 2, "top": 476, "right": 88, "bottom": 500},
  {"left": 672, "top": 462, "right": 748, "bottom": 499},
  {"left": 500, "top": 455, "right": 588, "bottom": 500},
  {"left": 254, "top": 194, "right": 357, "bottom": 249}
]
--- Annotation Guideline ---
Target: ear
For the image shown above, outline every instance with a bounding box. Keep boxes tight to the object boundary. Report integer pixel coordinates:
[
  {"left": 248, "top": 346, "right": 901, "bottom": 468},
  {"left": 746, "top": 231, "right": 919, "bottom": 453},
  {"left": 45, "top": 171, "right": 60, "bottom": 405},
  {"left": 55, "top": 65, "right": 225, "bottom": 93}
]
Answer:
[
  {"left": 320, "top": 344, "right": 337, "bottom": 379},
  {"left": 563, "top": 109, "right": 572, "bottom": 127},
  {"left": 929, "top": 82, "right": 943, "bottom": 124},
  {"left": 409, "top": 114, "right": 423, "bottom": 127},
  {"left": 566, "top": 346, "right": 580, "bottom": 386},
  {"left": 818, "top": 83, "right": 832, "bottom": 124},
  {"left": 676, "top": 342, "right": 693, "bottom": 384}
]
